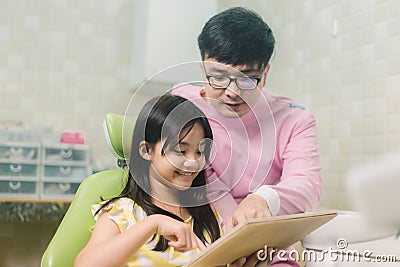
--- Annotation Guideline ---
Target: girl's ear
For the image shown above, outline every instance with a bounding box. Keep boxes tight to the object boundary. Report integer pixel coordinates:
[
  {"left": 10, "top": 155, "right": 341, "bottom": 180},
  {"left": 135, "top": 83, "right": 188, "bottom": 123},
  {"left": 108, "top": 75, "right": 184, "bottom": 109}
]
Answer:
[{"left": 139, "top": 141, "right": 151, "bottom": 160}]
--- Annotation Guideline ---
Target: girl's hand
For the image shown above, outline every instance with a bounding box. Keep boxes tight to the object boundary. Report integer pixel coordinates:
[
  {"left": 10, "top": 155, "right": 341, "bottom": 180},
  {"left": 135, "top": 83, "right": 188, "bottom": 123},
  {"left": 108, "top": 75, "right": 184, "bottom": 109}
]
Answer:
[{"left": 150, "top": 214, "right": 206, "bottom": 252}]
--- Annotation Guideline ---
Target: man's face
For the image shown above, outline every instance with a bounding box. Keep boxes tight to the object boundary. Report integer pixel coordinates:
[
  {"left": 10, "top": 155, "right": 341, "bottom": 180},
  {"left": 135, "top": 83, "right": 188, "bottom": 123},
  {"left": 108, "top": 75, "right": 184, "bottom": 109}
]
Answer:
[{"left": 201, "top": 57, "right": 270, "bottom": 118}]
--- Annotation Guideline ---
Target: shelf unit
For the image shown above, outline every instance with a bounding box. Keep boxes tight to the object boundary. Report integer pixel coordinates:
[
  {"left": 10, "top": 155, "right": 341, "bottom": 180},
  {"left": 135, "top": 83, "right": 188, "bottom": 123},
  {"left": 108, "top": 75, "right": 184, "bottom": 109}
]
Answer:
[{"left": 0, "top": 141, "right": 92, "bottom": 201}]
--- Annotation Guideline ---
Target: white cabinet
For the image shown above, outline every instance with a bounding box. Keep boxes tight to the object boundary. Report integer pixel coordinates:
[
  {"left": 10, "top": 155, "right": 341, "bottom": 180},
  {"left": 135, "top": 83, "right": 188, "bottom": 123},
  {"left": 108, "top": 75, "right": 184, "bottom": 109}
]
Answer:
[
  {"left": 0, "top": 142, "right": 41, "bottom": 199},
  {"left": 0, "top": 140, "right": 92, "bottom": 200},
  {"left": 40, "top": 143, "right": 92, "bottom": 200}
]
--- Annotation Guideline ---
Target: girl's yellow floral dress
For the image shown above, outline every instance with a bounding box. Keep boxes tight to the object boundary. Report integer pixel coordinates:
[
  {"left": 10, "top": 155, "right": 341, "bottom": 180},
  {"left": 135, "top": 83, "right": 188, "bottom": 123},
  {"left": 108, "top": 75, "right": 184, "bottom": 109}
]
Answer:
[{"left": 92, "top": 197, "right": 221, "bottom": 267}]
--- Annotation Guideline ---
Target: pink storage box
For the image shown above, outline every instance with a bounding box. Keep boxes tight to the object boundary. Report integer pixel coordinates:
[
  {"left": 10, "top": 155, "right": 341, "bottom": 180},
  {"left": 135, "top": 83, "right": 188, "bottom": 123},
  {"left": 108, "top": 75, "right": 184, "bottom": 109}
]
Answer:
[{"left": 61, "top": 131, "right": 85, "bottom": 144}]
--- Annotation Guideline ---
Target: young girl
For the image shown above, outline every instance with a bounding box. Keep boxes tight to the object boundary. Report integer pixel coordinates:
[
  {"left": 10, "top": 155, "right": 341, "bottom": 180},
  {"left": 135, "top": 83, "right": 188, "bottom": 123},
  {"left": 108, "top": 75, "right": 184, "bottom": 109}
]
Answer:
[{"left": 74, "top": 95, "right": 221, "bottom": 267}]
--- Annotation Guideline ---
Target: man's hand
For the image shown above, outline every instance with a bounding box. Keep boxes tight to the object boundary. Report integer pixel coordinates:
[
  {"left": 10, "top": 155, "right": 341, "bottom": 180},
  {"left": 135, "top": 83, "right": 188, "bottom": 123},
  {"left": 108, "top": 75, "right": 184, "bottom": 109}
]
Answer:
[
  {"left": 226, "top": 194, "right": 271, "bottom": 233},
  {"left": 228, "top": 252, "right": 260, "bottom": 267}
]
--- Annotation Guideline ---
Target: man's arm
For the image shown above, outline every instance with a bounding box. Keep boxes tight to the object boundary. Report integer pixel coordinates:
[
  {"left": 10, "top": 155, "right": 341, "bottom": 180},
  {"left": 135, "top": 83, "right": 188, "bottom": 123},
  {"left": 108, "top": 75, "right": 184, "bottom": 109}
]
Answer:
[
  {"left": 269, "top": 112, "right": 322, "bottom": 215},
  {"left": 206, "top": 168, "right": 238, "bottom": 225},
  {"left": 229, "top": 111, "right": 322, "bottom": 228}
]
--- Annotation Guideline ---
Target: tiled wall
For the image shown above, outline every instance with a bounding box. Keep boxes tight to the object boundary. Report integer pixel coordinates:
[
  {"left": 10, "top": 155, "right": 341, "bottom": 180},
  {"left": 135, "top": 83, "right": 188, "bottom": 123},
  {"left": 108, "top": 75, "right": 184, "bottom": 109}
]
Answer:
[
  {"left": 0, "top": 0, "right": 134, "bottom": 170},
  {"left": 220, "top": 0, "right": 400, "bottom": 210}
]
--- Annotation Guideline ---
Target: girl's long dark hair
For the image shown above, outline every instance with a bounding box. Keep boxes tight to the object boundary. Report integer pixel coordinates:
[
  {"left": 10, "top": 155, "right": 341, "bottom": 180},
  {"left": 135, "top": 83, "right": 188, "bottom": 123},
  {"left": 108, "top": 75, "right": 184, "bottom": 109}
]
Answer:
[{"left": 99, "top": 94, "right": 220, "bottom": 251}]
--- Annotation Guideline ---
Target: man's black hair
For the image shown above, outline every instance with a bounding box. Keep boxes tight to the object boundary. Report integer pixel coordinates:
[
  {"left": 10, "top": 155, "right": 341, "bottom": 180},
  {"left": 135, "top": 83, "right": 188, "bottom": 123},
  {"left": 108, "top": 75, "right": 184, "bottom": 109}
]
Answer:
[{"left": 198, "top": 7, "right": 275, "bottom": 70}]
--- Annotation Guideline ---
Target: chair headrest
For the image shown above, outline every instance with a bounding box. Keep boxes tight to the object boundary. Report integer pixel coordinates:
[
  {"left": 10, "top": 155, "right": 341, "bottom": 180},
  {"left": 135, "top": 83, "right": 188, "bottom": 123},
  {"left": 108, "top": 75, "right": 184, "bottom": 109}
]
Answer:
[{"left": 103, "top": 113, "right": 137, "bottom": 160}]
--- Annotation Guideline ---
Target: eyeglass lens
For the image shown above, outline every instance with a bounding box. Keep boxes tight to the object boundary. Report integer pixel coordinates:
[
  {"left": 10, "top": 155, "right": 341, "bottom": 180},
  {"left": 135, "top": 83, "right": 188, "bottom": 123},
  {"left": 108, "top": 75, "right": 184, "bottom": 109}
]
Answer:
[{"left": 209, "top": 76, "right": 257, "bottom": 90}]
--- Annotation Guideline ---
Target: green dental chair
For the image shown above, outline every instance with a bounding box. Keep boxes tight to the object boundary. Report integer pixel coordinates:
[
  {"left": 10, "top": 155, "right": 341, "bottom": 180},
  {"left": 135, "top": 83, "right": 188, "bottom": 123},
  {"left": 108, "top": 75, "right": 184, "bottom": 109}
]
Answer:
[{"left": 41, "top": 113, "right": 136, "bottom": 267}]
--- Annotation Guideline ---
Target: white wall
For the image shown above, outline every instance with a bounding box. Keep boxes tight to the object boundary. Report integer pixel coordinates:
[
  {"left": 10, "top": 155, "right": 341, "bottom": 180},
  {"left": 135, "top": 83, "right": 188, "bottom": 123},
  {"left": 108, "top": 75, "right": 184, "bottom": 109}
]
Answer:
[
  {"left": 130, "top": 0, "right": 217, "bottom": 90},
  {"left": 0, "top": 0, "right": 135, "bottom": 170},
  {"left": 0, "top": 0, "right": 219, "bottom": 170}
]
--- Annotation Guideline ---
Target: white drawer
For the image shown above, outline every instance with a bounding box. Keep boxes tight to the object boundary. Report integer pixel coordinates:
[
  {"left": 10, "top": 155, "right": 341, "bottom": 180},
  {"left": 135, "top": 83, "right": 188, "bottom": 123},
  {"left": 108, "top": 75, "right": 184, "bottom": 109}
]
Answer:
[
  {"left": 0, "top": 162, "right": 39, "bottom": 178},
  {"left": 0, "top": 143, "right": 40, "bottom": 161},
  {"left": 0, "top": 180, "right": 38, "bottom": 195},
  {"left": 40, "top": 181, "right": 80, "bottom": 199},
  {"left": 43, "top": 165, "right": 90, "bottom": 180},
  {"left": 43, "top": 145, "right": 90, "bottom": 163}
]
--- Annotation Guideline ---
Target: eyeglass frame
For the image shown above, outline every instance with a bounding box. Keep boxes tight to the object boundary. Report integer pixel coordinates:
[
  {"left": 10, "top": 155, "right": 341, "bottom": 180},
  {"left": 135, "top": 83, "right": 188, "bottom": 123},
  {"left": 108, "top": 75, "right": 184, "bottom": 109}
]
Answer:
[{"left": 202, "top": 64, "right": 265, "bottom": 90}]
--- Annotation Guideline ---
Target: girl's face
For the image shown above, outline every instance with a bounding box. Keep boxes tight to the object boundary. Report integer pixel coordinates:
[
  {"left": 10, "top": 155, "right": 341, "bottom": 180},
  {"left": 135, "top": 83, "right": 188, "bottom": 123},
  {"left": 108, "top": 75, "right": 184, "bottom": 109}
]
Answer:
[{"left": 146, "top": 122, "right": 207, "bottom": 190}]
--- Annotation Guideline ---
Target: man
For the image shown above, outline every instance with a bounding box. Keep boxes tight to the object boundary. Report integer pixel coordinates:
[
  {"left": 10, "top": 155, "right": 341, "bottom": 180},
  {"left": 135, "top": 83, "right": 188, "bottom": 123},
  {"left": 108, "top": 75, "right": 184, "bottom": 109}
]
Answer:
[{"left": 173, "top": 7, "right": 322, "bottom": 266}]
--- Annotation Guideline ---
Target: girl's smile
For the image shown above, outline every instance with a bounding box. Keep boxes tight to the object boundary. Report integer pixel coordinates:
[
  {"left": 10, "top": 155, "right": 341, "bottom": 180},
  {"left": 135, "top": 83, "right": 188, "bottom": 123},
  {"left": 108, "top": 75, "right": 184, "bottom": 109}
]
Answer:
[{"left": 147, "top": 122, "right": 207, "bottom": 191}]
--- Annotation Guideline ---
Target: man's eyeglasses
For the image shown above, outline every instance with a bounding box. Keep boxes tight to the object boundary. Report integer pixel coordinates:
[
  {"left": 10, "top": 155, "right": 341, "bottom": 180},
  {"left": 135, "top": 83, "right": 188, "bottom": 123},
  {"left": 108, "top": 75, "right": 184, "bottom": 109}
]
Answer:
[{"left": 205, "top": 74, "right": 263, "bottom": 90}]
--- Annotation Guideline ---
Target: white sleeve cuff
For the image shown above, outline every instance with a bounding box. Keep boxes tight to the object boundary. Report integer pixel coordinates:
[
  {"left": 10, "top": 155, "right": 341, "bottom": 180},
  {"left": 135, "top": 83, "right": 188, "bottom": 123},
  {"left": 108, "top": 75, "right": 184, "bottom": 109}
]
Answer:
[{"left": 251, "top": 185, "right": 280, "bottom": 216}]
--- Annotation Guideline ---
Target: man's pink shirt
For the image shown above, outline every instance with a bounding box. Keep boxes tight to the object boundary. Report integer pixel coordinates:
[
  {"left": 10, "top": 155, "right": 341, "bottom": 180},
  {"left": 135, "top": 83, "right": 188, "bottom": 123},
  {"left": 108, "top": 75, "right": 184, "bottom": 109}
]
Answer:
[{"left": 173, "top": 84, "right": 322, "bottom": 223}]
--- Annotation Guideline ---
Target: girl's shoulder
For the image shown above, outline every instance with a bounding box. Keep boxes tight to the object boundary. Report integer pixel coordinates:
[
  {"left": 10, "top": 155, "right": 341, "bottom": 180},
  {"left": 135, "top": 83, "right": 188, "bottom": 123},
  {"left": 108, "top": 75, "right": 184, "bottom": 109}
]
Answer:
[{"left": 91, "top": 197, "right": 148, "bottom": 231}]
